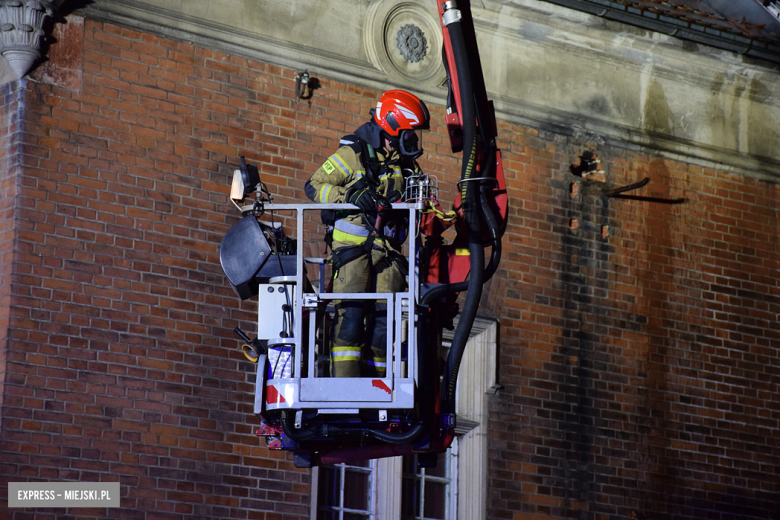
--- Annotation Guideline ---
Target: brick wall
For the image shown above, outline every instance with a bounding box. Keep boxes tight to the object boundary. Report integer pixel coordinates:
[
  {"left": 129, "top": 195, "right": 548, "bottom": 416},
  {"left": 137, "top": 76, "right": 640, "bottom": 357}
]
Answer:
[
  {"left": 1, "top": 14, "right": 779, "bottom": 520},
  {"left": 487, "top": 127, "right": 780, "bottom": 519},
  {"left": 0, "top": 18, "right": 327, "bottom": 519},
  {"left": 0, "top": 80, "right": 25, "bottom": 432}
]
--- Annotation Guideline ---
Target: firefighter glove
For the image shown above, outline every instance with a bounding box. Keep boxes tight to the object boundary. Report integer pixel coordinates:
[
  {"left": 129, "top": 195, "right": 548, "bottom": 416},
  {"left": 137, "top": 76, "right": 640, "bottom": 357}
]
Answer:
[
  {"left": 387, "top": 190, "right": 403, "bottom": 204},
  {"left": 347, "top": 187, "right": 379, "bottom": 212},
  {"left": 376, "top": 190, "right": 402, "bottom": 213}
]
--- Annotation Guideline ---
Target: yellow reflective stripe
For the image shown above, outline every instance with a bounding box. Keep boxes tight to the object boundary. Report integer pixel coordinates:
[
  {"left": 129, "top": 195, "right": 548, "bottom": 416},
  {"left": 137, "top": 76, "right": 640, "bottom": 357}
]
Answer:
[
  {"left": 331, "top": 214, "right": 375, "bottom": 245},
  {"left": 332, "top": 347, "right": 361, "bottom": 353},
  {"left": 335, "top": 219, "right": 370, "bottom": 236},
  {"left": 320, "top": 184, "right": 333, "bottom": 203},
  {"left": 332, "top": 347, "right": 361, "bottom": 362},
  {"left": 363, "top": 358, "right": 387, "bottom": 368},
  {"left": 378, "top": 167, "right": 402, "bottom": 181},
  {"left": 329, "top": 153, "right": 352, "bottom": 177},
  {"left": 332, "top": 229, "right": 368, "bottom": 244}
]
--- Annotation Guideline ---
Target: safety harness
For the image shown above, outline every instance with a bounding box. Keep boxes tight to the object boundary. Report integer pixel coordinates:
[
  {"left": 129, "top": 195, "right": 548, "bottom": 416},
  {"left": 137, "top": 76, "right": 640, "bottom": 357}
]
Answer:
[{"left": 325, "top": 133, "right": 401, "bottom": 275}]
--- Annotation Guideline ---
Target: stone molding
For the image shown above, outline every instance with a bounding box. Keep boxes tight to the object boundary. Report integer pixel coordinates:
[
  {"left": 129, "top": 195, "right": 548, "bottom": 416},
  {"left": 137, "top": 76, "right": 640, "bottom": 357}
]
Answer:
[
  {"left": 363, "top": 0, "right": 444, "bottom": 88},
  {"left": 79, "top": 0, "right": 780, "bottom": 180}
]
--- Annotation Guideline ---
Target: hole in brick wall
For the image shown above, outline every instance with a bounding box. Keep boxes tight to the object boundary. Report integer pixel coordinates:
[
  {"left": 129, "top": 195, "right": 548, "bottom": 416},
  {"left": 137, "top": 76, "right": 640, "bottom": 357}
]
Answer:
[{"left": 583, "top": 169, "right": 606, "bottom": 183}]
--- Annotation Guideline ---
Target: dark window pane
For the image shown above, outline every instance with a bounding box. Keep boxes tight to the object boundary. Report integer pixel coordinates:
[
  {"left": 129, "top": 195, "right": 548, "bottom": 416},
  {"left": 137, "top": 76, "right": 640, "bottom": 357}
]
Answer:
[
  {"left": 402, "top": 454, "right": 419, "bottom": 475},
  {"left": 426, "top": 452, "right": 448, "bottom": 478},
  {"left": 343, "top": 470, "right": 369, "bottom": 510},
  {"left": 423, "top": 481, "right": 447, "bottom": 519},
  {"left": 319, "top": 467, "right": 340, "bottom": 507},
  {"left": 401, "top": 477, "right": 420, "bottom": 517},
  {"left": 343, "top": 513, "right": 371, "bottom": 520},
  {"left": 317, "top": 510, "right": 337, "bottom": 520}
]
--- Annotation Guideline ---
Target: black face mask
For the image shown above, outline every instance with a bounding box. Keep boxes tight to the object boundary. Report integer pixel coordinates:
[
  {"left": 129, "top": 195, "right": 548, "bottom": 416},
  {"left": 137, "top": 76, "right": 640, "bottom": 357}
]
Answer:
[{"left": 395, "top": 130, "right": 423, "bottom": 159}]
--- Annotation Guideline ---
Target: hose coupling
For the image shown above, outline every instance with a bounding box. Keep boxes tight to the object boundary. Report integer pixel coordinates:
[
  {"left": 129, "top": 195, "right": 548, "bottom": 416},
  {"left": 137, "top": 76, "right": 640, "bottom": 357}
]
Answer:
[{"left": 441, "top": 2, "right": 462, "bottom": 26}]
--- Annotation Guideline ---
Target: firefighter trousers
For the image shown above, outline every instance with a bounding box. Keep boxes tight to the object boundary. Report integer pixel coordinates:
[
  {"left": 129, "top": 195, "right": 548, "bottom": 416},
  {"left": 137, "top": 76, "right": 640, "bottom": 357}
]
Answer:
[{"left": 330, "top": 239, "right": 405, "bottom": 378}]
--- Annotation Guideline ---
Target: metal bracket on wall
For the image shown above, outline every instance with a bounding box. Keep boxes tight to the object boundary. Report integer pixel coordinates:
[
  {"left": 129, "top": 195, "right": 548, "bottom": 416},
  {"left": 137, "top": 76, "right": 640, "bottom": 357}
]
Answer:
[
  {"left": 608, "top": 177, "right": 685, "bottom": 204},
  {"left": 294, "top": 71, "right": 320, "bottom": 100}
]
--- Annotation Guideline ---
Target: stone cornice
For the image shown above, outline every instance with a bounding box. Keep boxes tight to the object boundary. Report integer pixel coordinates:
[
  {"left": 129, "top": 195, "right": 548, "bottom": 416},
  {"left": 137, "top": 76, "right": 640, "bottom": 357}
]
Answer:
[
  {"left": 83, "top": 0, "right": 377, "bottom": 74},
  {"left": 79, "top": 0, "right": 780, "bottom": 181}
]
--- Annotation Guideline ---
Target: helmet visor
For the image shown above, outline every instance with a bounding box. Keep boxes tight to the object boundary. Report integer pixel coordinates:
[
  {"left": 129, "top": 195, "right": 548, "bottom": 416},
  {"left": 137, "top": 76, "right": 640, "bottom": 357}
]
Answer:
[{"left": 398, "top": 129, "right": 423, "bottom": 159}]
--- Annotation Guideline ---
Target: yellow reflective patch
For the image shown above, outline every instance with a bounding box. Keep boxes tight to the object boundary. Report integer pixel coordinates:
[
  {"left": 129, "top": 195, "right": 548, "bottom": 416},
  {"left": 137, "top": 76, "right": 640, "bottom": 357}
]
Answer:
[
  {"left": 323, "top": 160, "right": 336, "bottom": 175},
  {"left": 456, "top": 248, "right": 470, "bottom": 256}
]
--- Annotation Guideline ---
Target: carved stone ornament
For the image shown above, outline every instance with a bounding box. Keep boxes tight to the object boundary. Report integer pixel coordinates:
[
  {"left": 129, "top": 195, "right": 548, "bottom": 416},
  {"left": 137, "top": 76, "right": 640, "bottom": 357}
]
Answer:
[
  {"left": 0, "top": 0, "right": 64, "bottom": 79},
  {"left": 396, "top": 23, "right": 427, "bottom": 63},
  {"left": 363, "top": 1, "right": 443, "bottom": 85}
]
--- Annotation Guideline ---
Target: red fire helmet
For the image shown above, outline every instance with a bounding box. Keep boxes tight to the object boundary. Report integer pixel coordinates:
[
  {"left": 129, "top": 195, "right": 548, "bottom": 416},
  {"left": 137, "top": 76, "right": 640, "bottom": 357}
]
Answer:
[{"left": 373, "top": 89, "right": 430, "bottom": 137}]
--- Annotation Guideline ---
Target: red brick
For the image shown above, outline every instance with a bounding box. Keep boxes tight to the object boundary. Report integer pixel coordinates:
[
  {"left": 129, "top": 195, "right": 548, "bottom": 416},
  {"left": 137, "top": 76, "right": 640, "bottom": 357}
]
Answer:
[{"left": 3, "top": 18, "right": 780, "bottom": 520}]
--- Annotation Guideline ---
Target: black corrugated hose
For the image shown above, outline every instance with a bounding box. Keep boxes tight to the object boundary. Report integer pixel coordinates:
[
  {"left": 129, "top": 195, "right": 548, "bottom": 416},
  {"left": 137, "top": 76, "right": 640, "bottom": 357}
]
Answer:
[{"left": 438, "top": 12, "right": 484, "bottom": 416}]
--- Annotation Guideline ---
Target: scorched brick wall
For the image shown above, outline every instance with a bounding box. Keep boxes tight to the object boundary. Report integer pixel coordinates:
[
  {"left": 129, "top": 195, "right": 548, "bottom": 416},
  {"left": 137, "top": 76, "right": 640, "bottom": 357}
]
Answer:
[
  {"left": 1, "top": 14, "right": 779, "bottom": 520},
  {"left": 486, "top": 129, "right": 780, "bottom": 520}
]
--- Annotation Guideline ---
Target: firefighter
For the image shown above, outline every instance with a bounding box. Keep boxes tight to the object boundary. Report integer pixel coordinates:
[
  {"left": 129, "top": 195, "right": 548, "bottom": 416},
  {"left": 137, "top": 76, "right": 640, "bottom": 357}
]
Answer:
[{"left": 305, "top": 90, "right": 430, "bottom": 377}]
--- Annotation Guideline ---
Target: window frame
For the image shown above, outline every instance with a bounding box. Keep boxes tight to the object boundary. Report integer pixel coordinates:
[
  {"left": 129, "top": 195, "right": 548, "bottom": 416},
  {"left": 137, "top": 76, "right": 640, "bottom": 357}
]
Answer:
[
  {"left": 311, "top": 459, "right": 378, "bottom": 520},
  {"left": 310, "top": 317, "right": 498, "bottom": 520},
  {"left": 400, "top": 437, "right": 459, "bottom": 520}
]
